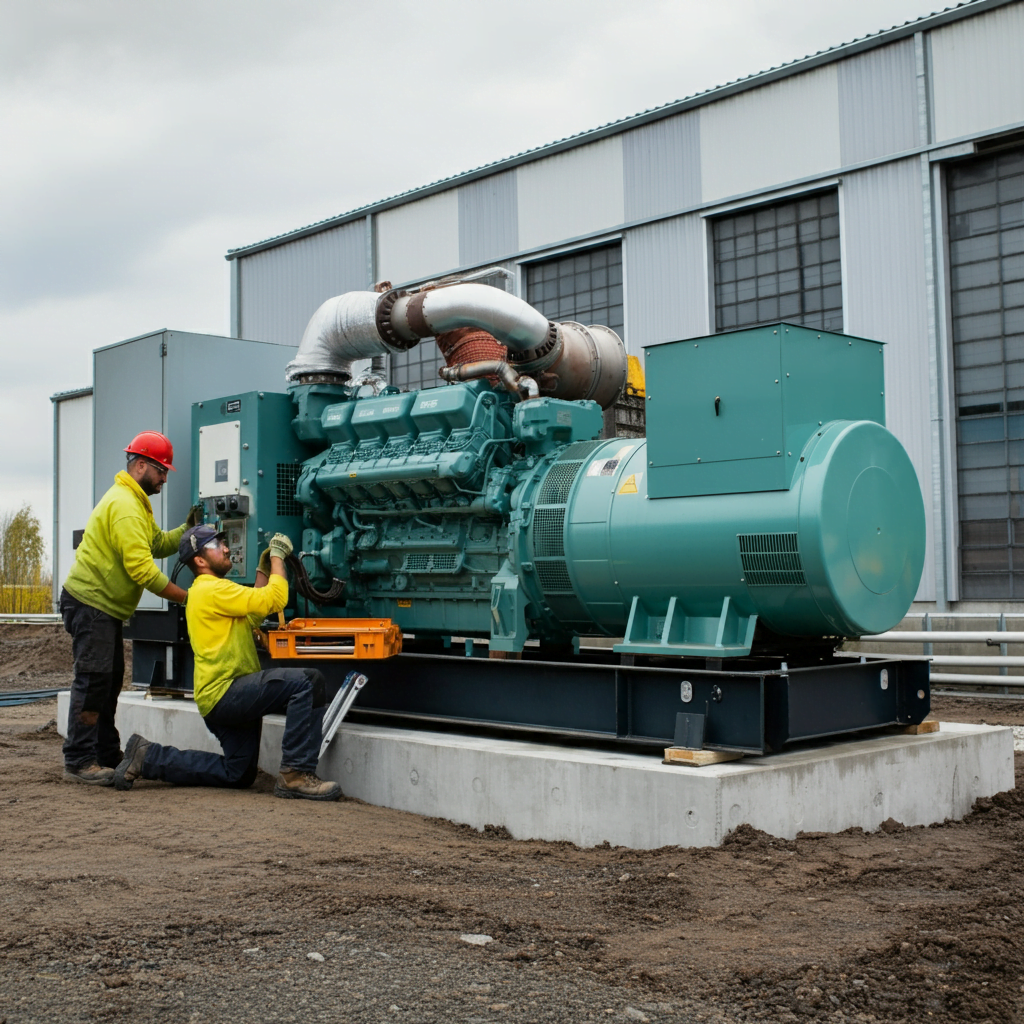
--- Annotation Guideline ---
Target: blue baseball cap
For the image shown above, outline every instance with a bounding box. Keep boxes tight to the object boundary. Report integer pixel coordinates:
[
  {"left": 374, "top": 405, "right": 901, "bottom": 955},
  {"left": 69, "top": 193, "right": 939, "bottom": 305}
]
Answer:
[{"left": 179, "top": 524, "right": 226, "bottom": 563}]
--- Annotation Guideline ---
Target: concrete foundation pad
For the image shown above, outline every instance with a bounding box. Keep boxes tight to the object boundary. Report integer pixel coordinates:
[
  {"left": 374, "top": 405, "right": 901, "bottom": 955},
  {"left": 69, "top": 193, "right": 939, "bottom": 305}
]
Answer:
[{"left": 58, "top": 692, "right": 1015, "bottom": 849}]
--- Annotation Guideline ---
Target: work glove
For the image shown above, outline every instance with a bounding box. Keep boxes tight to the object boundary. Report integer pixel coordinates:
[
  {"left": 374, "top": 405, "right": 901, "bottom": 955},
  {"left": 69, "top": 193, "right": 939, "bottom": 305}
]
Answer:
[
  {"left": 185, "top": 503, "right": 204, "bottom": 528},
  {"left": 257, "top": 547, "right": 272, "bottom": 577},
  {"left": 268, "top": 532, "right": 293, "bottom": 560}
]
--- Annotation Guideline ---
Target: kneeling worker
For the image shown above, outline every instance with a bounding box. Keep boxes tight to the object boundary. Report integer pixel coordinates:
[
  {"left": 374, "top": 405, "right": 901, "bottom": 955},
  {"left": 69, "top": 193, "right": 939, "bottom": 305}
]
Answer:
[{"left": 114, "top": 524, "right": 341, "bottom": 801}]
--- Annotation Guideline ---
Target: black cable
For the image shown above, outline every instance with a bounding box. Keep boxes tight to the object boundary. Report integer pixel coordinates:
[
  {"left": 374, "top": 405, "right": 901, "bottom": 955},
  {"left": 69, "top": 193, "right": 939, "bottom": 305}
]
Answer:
[{"left": 286, "top": 553, "right": 346, "bottom": 605}]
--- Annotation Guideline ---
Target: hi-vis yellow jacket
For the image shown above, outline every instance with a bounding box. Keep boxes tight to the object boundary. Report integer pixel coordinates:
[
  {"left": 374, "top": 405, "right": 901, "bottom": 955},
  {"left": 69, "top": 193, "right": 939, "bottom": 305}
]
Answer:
[
  {"left": 63, "top": 471, "right": 186, "bottom": 621},
  {"left": 186, "top": 573, "right": 288, "bottom": 716}
]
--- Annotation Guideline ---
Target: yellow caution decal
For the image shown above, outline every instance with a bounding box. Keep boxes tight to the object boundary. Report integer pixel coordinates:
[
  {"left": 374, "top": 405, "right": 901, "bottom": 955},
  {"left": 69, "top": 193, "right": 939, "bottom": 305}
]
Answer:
[
  {"left": 618, "top": 473, "right": 640, "bottom": 494},
  {"left": 396, "top": 599, "right": 412, "bottom": 608}
]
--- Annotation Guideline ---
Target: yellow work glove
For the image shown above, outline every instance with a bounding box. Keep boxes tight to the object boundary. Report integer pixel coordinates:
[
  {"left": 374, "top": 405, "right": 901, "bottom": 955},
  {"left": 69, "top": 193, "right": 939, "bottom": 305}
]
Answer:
[
  {"left": 257, "top": 548, "right": 272, "bottom": 577},
  {"left": 268, "top": 533, "right": 293, "bottom": 560}
]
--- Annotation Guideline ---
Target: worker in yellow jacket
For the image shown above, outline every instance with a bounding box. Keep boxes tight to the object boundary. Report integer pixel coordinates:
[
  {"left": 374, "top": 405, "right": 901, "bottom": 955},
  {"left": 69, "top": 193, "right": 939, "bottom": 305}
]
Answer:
[
  {"left": 60, "top": 431, "right": 197, "bottom": 785},
  {"left": 112, "top": 524, "right": 340, "bottom": 801}
]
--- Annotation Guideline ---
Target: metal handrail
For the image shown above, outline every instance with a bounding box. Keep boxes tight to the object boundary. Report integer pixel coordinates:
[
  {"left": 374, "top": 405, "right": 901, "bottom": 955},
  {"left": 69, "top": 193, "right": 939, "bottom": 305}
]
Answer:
[
  {"left": 0, "top": 613, "right": 60, "bottom": 624},
  {"left": 860, "top": 631, "right": 1024, "bottom": 643}
]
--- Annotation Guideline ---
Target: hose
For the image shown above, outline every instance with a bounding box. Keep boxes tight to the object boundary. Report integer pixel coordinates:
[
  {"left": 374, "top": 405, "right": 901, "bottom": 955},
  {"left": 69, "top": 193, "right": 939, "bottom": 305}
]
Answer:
[{"left": 287, "top": 552, "right": 346, "bottom": 605}]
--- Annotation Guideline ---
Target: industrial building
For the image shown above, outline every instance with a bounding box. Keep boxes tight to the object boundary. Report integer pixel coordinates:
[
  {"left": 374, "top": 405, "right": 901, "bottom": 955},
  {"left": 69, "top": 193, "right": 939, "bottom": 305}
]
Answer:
[{"left": 220, "top": 0, "right": 1024, "bottom": 612}]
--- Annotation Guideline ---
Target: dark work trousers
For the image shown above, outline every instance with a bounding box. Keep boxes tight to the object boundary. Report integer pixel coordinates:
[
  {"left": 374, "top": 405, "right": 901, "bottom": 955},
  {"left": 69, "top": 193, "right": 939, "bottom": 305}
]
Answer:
[
  {"left": 60, "top": 588, "right": 126, "bottom": 770},
  {"left": 140, "top": 667, "right": 327, "bottom": 788}
]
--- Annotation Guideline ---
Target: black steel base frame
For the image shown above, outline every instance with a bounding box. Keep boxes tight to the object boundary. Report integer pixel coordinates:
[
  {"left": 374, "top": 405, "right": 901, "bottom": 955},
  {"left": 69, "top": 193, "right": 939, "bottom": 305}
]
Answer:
[{"left": 304, "top": 647, "right": 931, "bottom": 754}]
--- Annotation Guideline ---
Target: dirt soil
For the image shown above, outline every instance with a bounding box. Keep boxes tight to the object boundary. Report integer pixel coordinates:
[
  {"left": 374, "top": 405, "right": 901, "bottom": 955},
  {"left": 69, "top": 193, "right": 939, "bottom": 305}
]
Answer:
[
  {"left": 0, "top": 624, "right": 130, "bottom": 694},
  {"left": 1, "top": 629, "right": 1023, "bottom": 1024}
]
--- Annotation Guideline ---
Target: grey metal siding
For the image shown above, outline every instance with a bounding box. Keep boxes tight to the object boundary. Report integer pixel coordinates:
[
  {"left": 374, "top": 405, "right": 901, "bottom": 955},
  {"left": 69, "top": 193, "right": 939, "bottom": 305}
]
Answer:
[
  {"left": 624, "top": 214, "right": 707, "bottom": 354},
  {"left": 377, "top": 190, "right": 460, "bottom": 286},
  {"left": 841, "top": 159, "right": 936, "bottom": 601},
  {"left": 930, "top": 1, "right": 1024, "bottom": 143},
  {"left": 458, "top": 171, "right": 518, "bottom": 267},
  {"left": 699, "top": 64, "right": 841, "bottom": 203},
  {"left": 837, "top": 39, "right": 919, "bottom": 165},
  {"left": 517, "top": 137, "right": 625, "bottom": 252},
  {"left": 238, "top": 220, "right": 366, "bottom": 345},
  {"left": 622, "top": 111, "right": 701, "bottom": 222}
]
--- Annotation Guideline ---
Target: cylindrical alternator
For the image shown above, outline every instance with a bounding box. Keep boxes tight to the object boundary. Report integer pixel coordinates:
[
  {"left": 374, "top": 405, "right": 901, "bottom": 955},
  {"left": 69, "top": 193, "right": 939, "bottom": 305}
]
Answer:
[{"left": 519, "top": 420, "right": 926, "bottom": 640}]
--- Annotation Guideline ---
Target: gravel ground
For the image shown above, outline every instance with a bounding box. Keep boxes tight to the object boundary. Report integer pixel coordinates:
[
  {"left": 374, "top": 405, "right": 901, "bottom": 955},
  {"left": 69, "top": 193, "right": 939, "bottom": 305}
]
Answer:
[{"left": 0, "top": 631, "right": 1022, "bottom": 1023}]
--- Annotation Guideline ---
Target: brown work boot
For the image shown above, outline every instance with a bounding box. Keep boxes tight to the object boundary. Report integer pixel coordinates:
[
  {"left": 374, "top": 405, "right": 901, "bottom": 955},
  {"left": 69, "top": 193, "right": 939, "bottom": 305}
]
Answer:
[
  {"left": 64, "top": 763, "right": 115, "bottom": 786},
  {"left": 113, "top": 733, "right": 151, "bottom": 791},
  {"left": 274, "top": 769, "right": 341, "bottom": 801}
]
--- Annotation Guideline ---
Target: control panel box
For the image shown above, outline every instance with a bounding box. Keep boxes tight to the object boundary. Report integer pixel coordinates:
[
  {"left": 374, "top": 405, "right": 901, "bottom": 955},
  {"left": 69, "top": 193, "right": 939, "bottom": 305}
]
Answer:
[{"left": 191, "top": 391, "right": 306, "bottom": 584}]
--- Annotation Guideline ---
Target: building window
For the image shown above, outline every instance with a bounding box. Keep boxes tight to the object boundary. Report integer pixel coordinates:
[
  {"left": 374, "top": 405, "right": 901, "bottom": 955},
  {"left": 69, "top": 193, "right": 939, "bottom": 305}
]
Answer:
[
  {"left": 525, "top": 243, "right": 624, "bottom": 339},
  {"left": 949, "top": 147, "right": 1024, "bottom": 599},
  {"left": 389, "top": 338, "right": 442, "bottom": 392},
  {"left": 712, "top": 191, "right": 842, "bottom": 333}
]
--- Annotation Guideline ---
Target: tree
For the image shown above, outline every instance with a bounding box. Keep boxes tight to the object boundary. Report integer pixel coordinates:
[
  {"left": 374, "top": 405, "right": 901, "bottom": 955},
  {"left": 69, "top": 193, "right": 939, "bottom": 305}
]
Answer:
[{"left": 0, "top": 504, "right": 49, "bottom": 614}]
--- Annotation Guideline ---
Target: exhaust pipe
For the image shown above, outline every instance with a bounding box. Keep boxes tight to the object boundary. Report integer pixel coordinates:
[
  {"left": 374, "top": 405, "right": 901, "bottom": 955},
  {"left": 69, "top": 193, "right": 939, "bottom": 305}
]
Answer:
[{"left": 286, "top": 274, "right": 627, "bottom": 408}]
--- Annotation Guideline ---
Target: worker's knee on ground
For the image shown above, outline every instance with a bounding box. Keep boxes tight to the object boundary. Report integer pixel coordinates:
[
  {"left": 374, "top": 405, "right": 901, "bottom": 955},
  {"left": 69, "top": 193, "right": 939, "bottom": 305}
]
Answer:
[
  {"left": 305, "top": 669, "right": 327, "bottom": 708},
  {"left": 226, "top": 760, "right": 259, "bottom": 790}
]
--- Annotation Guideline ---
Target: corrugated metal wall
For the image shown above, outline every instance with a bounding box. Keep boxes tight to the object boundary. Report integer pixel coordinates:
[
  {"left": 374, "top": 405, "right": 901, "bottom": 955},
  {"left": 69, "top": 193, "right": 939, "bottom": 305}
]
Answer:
[
  {"left": 699, "top": 65, "right": 841, "bottom": 203},
  {"left": 238, "top": 220, "right": 366, "bottom": 345},
  {"left": 837, "top": 39, "right": 919, "bottom": 164},
  {"left": 459, "top": 170, "right": 518, "bottom": 267},
  {"left": 377, "top": 189, "right": 460, "bottom": 286},
  {"left": 622, "top": 111, "right": 701, "bottom": 221},
  {"left": 517, "top": 136, "right": 624, "bottom": 251},
  {"left": 623, "top": 214, "right": 707, "bottom": 353},
  {"left": 930, "top": 2, "right": 1024, "bottom": 143},
  {"left": 842, "top": 159, "right": 936, "bottom": 601}
]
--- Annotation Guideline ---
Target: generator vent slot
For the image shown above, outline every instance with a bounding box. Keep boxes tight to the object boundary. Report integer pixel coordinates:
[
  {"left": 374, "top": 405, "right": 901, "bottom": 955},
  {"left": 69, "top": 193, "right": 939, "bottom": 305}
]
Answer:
[
  {"left": 536, "top": 561, "right": 574, "bottom": 594},
  {"left": 277, "top": 464, "right": 303, "bottom": 516},
  {"left": 558, "top": 439, "right": 604, "bottom": 462},
  {"left": 737, "top": 532, "right": 806, "bottom": 587},
  {"left": 539, "top": 462, "right": 583, "bottom": 505},
  {"left": 532, "top": 509, "right": 566, "bottom": 557}
]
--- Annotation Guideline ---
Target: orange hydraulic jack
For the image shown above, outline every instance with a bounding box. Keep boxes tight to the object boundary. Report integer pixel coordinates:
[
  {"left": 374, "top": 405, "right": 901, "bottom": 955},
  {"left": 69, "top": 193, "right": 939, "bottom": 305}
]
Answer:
[{"left": 263, "top": 617, "right": 402, "bottom": 660}]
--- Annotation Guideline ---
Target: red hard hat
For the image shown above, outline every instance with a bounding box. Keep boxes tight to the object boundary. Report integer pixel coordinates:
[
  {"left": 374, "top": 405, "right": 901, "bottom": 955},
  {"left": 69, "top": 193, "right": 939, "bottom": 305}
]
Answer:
[{"left": 124, "top": 431, "right": 176, "bottom": 471}]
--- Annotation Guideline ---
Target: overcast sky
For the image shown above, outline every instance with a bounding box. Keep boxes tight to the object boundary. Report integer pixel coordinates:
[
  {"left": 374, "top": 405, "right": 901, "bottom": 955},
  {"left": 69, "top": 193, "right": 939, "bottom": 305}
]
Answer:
[{"left": 2, "top": 0, "right": 954, "bottom": 560}]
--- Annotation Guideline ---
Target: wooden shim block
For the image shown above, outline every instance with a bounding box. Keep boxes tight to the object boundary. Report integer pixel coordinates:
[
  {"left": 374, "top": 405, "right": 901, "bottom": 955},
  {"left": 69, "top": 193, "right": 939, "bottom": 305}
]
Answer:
[
  {"left": 902, "top": 720, "right": 940, "bottom": 735},
  {"left": 662, "top": 747, "right": 744, "bottom": 767}
]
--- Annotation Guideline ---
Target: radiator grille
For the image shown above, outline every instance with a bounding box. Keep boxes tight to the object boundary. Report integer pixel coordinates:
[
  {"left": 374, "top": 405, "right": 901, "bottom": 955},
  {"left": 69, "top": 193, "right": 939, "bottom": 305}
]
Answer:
[
  {"left": 402, "top": 552, "right": 460, "bottom": 573},
  {"left": 276, "top": 464, "right": 303, "bottom": 516},
  {"left": 532, "top": 509, "right": 565, "bottom": 557},
  {"left": 738, "top": 533, "right": 807, "bottom": 587}
]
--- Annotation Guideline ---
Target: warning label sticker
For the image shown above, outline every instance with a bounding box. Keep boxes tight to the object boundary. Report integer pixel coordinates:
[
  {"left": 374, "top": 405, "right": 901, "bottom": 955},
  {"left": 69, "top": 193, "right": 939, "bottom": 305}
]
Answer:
[{"left": 617, "top": 472, "right": 643, "bottom": 495}]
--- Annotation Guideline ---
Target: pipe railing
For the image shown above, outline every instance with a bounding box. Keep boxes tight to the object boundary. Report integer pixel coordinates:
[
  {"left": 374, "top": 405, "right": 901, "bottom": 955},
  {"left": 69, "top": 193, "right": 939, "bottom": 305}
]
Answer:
[{"left": 847, "top": 613, "right": 1024, "bottom": 693}]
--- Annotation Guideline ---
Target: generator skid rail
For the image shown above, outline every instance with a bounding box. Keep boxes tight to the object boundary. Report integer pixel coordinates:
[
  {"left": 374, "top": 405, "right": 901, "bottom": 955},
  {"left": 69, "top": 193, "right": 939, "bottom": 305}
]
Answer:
[{"left": 265, "top": 618, "right": 402, "bottom": 660}]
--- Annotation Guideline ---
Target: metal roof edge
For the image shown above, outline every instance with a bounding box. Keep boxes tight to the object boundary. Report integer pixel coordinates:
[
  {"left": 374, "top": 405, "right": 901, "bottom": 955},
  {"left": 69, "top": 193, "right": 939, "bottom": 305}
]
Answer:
[
  {"left": 50, "top": 386, "right": 93, "bottom": 402},
  {"left": 225, "top": 0, "right": 1011, "bottom": 261}
]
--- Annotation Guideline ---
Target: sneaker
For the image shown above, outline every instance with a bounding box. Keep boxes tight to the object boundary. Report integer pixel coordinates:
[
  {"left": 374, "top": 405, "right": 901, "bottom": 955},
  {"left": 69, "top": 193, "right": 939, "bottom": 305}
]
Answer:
[
  {"left": 113, "top": 734, "right": 151, "bottom": 791},
  {"left": 64, "top": 763, "right": 114, "bottom": 786},
  {"left": 274, "top": 769, "right": 341, "bottom": 801}
]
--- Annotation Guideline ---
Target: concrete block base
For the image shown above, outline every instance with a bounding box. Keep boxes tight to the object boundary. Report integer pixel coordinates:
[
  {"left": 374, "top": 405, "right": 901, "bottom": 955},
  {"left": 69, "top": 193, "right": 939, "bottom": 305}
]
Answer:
[{"left": 58, "top": 692, "right": 1016, "bottom": 849}]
